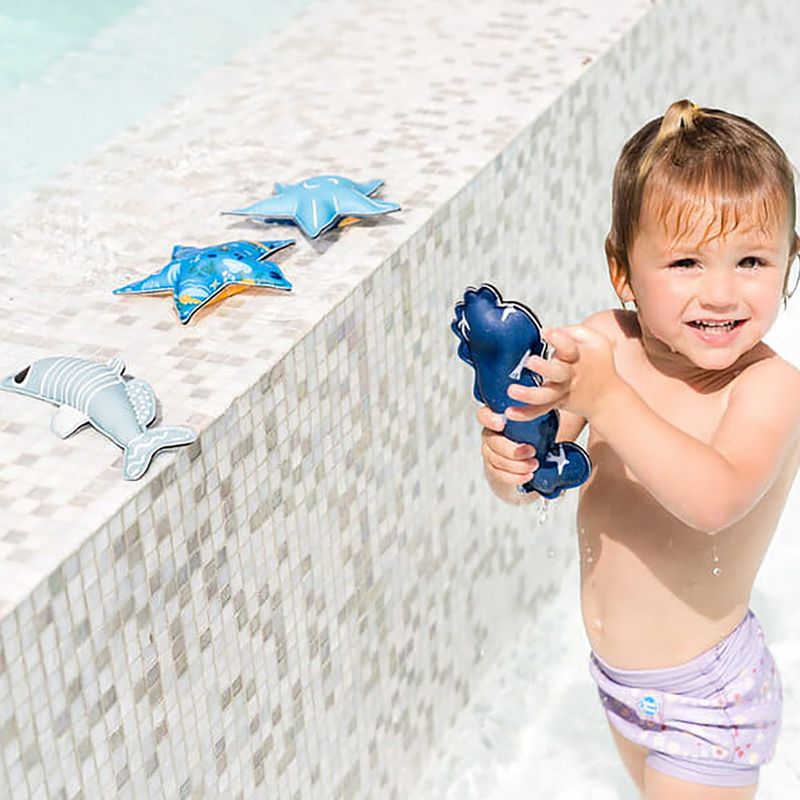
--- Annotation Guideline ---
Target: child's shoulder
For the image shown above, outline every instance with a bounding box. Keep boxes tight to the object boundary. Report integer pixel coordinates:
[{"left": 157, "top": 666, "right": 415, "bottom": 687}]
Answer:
[
  {"left": 730, "top": 345, "right": 800, "bottom": 398},
  {"left": 714, "top": 340, "right": 800, "bottom": 430},
  {"left": 580, "top": 308, "right": 640, "bottom": 342}
]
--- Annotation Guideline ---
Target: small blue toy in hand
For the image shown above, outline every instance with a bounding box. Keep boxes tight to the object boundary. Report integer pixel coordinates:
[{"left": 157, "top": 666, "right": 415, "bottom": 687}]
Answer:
[{"left": 451, "top": 283, "right": 591, "bottom": 499}]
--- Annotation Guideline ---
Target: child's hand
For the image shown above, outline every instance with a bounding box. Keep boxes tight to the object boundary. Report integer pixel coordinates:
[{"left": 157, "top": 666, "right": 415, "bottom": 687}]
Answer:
[
  {"left": 476, "top": 405, "right": 539, "bottom": 486},
  {"left": 506, "top": 325, "right": 620, "bottom": 421}
]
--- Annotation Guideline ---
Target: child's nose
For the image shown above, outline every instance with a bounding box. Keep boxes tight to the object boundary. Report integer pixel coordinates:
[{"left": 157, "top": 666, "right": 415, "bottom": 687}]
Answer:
[{"left": 698, "top": 270, "right": 737, "bottom": 307}]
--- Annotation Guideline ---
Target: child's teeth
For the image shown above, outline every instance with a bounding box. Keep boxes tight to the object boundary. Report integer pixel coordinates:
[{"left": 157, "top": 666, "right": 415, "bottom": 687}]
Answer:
[{"left": 695, "top": 320, "right": 736, "bottom": 330}]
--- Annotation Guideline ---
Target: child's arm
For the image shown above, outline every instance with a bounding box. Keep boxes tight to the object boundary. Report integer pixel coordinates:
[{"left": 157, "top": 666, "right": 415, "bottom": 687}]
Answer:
[
  {"left": 508, "top": 326, "right": 800, "bottom": 532},
  {"left": 589, "top": 356, "right": 800, "bottom": 532}
]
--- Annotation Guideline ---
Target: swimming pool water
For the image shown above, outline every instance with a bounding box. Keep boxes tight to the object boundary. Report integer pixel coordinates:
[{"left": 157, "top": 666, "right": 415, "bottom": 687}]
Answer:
[
  {"left": 0, "top": 1, "right": 140, "bottom": 93},
  {"left": 0, "top": 0, "right": 314, "bottom": 210}
]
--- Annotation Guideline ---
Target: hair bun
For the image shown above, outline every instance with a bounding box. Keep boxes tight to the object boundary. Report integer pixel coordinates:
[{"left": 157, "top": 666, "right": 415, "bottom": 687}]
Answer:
[{"left": 656, "top": 99, "right": 701, "bottom": 143}]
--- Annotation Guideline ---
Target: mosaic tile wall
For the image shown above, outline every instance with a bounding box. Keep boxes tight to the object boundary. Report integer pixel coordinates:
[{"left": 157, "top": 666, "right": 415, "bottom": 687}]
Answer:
[{"left": 2, "top": 0, "right": 800, "bottom": 797}]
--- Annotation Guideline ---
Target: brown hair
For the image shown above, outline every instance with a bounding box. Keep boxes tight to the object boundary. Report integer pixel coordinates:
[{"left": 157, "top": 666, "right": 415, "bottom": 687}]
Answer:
[{"left": 605, "top": 99, "right": 800, "bottom": 307}]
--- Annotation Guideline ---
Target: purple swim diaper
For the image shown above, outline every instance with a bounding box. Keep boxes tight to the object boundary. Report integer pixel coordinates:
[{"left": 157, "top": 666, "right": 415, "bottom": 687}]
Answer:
[{"left": 589, "top": 610, "right": 782, "bottom": 788}]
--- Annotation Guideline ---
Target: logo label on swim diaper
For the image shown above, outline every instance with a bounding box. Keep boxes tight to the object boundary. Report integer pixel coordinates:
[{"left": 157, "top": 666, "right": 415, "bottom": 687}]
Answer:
[{"left": 638, "top": 694, "right": 660, "bottom": 718}]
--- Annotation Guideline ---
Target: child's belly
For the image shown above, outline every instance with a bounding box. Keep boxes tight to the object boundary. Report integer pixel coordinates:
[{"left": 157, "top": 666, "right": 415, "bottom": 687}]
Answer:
[
  {"left": 578, "top": 538, "right": 750, "bottom": 669},
  {"left": 574, "top": 448, "right": 777, "bottom": 670}
]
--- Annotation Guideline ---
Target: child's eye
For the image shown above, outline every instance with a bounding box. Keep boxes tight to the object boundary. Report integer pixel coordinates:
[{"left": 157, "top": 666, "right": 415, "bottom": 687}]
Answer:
[
  {"left": 739, "top": 256, "right": 764, "bottom": 269},
  {"left": 669, "top": 259, "right": 696, "bottom": 268}
]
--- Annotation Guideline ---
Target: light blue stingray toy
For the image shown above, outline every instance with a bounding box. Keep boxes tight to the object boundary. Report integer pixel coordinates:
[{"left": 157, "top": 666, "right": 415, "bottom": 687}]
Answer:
[
  {"left": 452, "top": 283, "right": 591, "bottom": 498},
  {"left": 0, "top": 355, "right": 197, "bottom": 480},
  {"left": 222, "top": 175, "right": 401, "bottom": 239}
]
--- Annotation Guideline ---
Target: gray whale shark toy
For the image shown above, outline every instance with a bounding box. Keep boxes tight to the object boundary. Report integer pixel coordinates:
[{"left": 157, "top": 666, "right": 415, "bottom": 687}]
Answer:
[{"left": 0, "top": 355, "right": 197, "bottom": 480}]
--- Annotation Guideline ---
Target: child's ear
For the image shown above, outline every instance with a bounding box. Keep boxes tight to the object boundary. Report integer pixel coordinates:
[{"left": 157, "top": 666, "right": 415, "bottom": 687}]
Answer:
[{"left": 607, "top": 254, "right": 635, "bottom": 305}]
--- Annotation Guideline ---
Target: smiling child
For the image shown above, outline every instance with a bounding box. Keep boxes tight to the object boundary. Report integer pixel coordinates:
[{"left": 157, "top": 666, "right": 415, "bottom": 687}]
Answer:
[{"left": 478, "top": 100, "right": 800, "bottom": 799}]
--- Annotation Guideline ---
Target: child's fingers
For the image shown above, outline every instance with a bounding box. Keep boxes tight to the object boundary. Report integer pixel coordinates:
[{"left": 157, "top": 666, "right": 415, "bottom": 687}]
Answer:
[
  {"left": 504, "top": 403, "right": 556, "bottom": 422},
  {"left": 487, "top": 464, "right": 538, "bottom": 485},
  {"left": 482, "top": 427, "right": 536, "bottom": 460},
  {"left": 525, "top": 354, "right": 571, "bottom": 383},
  {"left": 506, "top": 382, "right": 563, "bottom": 407},
  {"left": 476, "top": 405, "right": 505, "bottom": 431},
  {"left": 481, "top": 432, "right": 538, "bottom": 482},
  {"left": 483, "top": 447, "right": 539, "bottom": 477},
  {"left": 542, "top": 327, "right": 580, "bottom": 363}
]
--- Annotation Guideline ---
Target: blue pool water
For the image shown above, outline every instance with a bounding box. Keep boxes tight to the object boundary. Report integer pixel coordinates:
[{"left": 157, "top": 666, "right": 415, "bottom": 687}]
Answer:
[
  {"left": 0, "top": 0, "right": 314, "bottom": 209},
  {"left": 0, "top": 1, "right": 140, "bottom": 93}
]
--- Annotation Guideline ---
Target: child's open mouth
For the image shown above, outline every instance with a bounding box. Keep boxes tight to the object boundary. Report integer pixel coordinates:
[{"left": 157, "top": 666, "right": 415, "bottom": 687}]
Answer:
[{"left": 686, "top": 318, "right": 747, "bottom": 345}]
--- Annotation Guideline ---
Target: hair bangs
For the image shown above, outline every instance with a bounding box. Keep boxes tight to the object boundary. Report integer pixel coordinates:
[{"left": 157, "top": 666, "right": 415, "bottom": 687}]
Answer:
[{"left": 642, "top": 163, "right": 789, "bottom": 253}]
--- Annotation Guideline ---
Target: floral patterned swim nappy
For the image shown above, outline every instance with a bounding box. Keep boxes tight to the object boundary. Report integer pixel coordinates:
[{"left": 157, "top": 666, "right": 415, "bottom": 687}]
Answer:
[{"left": 589, "top": 610, "right": 782, "bottom": 788}]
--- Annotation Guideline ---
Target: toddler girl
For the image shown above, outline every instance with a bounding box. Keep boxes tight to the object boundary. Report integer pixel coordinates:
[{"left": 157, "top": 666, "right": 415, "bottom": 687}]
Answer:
[{"left": 478, "top": 99, "right": 800, "bottom": 798}]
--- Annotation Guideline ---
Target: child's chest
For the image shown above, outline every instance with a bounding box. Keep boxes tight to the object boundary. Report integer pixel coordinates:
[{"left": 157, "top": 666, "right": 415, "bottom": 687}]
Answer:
[{"left": 611, "top": 346, "right": 732, "bottom": 447}]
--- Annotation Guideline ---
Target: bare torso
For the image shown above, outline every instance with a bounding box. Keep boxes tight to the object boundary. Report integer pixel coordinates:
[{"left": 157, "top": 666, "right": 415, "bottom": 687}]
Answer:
[{"left": 578, "top": 310, "right": 800, "bottom": 669}]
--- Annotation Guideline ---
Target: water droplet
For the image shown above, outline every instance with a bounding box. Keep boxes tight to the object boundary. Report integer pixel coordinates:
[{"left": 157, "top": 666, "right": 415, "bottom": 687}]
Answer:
[
  {"left": 547, "top": 548, "right": 556, "bottom": 559},
  {"left": 711, "top": 545, "right": 720, "bottom": 576},
  {"left": 537, "top": 498, "right": 550, "bottom": 525}
]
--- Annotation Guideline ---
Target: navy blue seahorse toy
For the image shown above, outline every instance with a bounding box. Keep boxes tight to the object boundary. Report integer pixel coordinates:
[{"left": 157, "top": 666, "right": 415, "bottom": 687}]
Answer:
[{"left": 451, "top": 283, "right": 592, "bottom": 499}]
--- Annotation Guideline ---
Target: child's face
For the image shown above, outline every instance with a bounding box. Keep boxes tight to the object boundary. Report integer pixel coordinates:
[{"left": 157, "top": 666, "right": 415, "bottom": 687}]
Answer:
[{"left": 621, "top": 197, "right": 793, "bottom": 371}]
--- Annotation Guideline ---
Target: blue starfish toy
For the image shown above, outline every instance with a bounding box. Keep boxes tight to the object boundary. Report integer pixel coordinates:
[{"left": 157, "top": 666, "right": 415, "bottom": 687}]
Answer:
[
  {"left": 222, "top": 175, "right": 401, "bottom": 239},
  {"left": 452, "top": 283, "right": 592, "bottom": 499},
  {"left": 113, "top": 240, "right": 293, "bottom": 324}
]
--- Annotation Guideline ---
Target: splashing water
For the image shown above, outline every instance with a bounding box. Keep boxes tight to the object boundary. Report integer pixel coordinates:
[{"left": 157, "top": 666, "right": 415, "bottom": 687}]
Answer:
[{"left": 537, "top": 498, "right": 551, "bottom": 525}]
